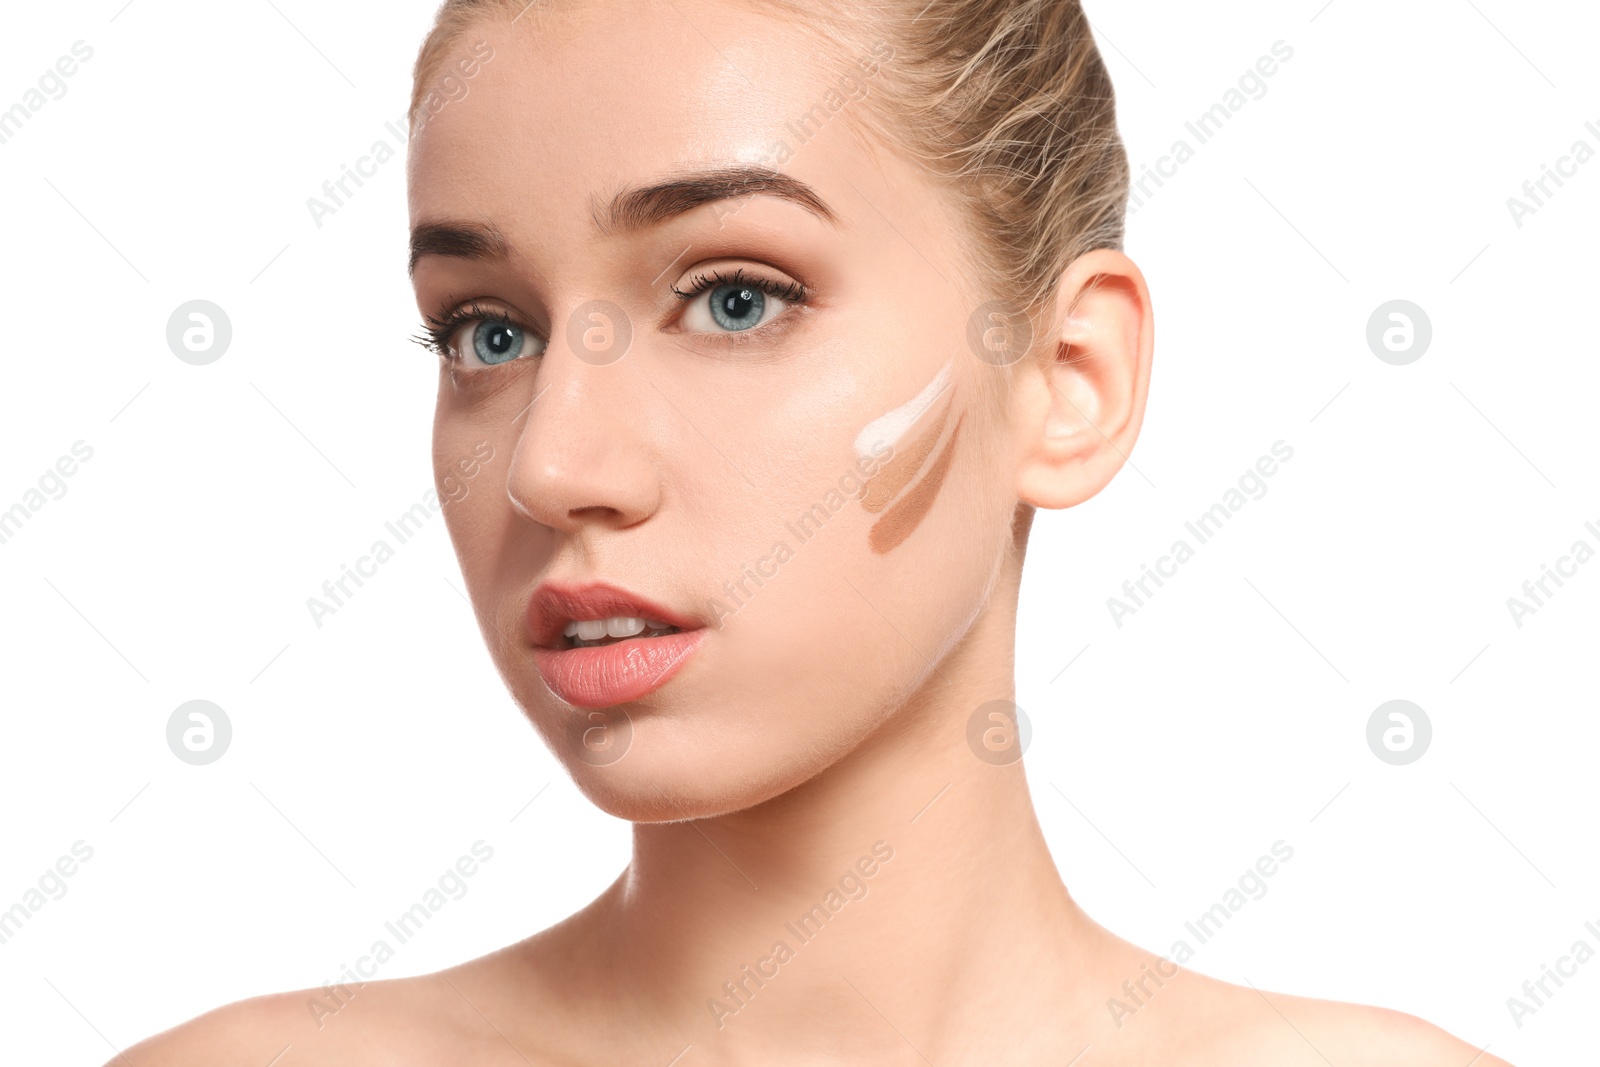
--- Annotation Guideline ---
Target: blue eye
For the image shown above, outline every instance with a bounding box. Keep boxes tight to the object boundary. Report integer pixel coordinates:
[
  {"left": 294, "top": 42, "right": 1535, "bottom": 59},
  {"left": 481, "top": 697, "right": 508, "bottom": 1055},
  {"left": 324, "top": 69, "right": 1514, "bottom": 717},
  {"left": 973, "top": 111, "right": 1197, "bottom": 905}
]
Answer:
[
  {"left": 708, "top": 284, "right": 766, "bottom": 332},
  {"left": 414, "top": 301, "right": 545, "bottom": 368},
  {"left": 672, "top": 266, "right": 807, "bottom": 336},
  {"left": 473, "top": 320, "right": 529, "bottom": 364}
]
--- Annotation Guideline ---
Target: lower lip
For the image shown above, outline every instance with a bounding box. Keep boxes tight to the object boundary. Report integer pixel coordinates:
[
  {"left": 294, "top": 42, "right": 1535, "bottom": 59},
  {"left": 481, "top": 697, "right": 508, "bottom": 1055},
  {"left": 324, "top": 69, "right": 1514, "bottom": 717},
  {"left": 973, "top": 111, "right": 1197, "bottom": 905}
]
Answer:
[{"left": 532, "top": 630, "right": 706, "bottom": 708}]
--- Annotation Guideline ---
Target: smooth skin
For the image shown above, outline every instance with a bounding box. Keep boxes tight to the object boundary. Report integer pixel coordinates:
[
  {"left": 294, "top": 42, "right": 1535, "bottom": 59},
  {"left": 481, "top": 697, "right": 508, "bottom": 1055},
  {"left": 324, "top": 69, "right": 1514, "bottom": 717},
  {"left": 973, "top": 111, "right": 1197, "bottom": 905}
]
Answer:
[{"left": 119, "top": 1, "right": 1510, "bottom": 1063}]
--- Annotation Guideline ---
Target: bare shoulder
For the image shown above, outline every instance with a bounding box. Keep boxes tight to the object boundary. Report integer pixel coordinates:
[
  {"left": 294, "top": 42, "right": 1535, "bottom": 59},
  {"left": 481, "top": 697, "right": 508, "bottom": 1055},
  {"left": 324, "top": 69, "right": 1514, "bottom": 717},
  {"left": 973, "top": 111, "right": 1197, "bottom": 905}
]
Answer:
[
  {"left": 113, "top": 979, "right": 458, "bottom": 1067},
  {"left": 1211, "top": 980, "right": 1514, "bottom": 1066},
  {"left": 112, "top": 947, "right": 554, "bottom": 1067},
  {"left": 1087, "top": 936, "right": 1511, "bottom": 1067}
]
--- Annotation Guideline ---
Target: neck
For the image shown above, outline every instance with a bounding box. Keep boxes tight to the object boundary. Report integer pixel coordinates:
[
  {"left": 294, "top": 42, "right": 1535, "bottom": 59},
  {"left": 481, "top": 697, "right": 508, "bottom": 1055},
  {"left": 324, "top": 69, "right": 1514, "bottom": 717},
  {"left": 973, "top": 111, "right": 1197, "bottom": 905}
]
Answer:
[{"left": 533, "top": 570, "right": 1120, "bottom": 1062}]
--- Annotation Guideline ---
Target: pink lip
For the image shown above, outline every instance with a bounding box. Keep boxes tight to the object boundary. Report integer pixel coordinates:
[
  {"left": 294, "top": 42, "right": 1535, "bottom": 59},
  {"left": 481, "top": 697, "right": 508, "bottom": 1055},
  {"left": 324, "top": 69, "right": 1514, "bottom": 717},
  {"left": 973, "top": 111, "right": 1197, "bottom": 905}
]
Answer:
[{"left": 526, "top": 580, "right": 706, "bottom": 708}]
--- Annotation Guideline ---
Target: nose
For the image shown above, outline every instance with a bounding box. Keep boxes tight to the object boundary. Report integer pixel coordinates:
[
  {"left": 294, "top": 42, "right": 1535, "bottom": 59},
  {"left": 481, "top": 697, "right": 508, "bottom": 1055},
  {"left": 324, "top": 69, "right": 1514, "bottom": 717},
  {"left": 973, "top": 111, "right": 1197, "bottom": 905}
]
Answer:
[{"left": 506, "top": 313, "right": 661, "bottom": 533}]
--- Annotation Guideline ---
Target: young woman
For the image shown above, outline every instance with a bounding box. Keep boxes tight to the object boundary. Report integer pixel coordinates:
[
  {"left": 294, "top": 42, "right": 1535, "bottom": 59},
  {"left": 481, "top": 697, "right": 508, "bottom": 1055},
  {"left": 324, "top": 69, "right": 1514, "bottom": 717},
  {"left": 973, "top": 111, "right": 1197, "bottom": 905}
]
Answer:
[{"left": 123, "top": 0, "right": 1509, "bottom": 1062}]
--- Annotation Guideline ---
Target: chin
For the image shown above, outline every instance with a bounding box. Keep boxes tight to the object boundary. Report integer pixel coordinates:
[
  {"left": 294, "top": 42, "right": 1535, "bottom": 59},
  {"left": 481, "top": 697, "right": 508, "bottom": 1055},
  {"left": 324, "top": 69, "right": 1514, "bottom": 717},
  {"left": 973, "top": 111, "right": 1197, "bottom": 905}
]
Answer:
[
  {"left": 532, "top": 701, "right": 851, "bottom": 824},
  {"left": 563, "top": 753, "right": 812, "bottom": 824}
]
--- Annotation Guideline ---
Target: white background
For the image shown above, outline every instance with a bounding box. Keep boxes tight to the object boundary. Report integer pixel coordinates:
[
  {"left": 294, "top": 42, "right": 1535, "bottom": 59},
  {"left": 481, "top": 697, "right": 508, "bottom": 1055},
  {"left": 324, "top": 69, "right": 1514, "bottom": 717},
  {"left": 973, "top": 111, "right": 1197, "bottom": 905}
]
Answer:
[{"left": 1, "top": 0, "right": 1595, "bottom": 1063}]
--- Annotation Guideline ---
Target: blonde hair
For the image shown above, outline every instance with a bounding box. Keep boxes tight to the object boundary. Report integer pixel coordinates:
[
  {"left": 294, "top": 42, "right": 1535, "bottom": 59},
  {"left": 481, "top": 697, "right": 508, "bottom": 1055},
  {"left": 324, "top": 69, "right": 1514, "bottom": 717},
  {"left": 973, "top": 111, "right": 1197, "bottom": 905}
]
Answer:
[{"left": 410, "top": 0, "right": 1129, "bottom": 316}]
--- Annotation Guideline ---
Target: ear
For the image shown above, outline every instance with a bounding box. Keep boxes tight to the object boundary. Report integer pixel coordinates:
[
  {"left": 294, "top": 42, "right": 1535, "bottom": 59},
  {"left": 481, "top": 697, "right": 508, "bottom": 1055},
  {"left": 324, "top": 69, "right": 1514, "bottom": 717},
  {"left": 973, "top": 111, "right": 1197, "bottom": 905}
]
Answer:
[{"left": 1012, "top": 249, "right": 1153, "bottom": 510}]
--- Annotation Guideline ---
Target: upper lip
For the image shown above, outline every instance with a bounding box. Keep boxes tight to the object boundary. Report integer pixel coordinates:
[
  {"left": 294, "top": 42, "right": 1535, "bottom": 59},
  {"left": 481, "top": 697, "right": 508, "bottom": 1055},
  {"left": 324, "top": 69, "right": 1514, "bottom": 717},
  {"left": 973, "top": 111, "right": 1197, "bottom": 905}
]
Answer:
[{"left": 525, "top": 578, "right": 705, "bottom": 649}]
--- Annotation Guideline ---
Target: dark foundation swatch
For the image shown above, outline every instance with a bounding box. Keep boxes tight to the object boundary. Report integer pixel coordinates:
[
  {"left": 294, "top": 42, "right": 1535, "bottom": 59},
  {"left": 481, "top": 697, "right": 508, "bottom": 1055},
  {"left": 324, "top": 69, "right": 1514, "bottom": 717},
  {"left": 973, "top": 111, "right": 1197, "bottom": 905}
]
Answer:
[
  {"left": 869, "top": 414, "right": 964, "bottom": 555},
  {"left": 860, "top": 393, "right": 954, "bottom": 514}
]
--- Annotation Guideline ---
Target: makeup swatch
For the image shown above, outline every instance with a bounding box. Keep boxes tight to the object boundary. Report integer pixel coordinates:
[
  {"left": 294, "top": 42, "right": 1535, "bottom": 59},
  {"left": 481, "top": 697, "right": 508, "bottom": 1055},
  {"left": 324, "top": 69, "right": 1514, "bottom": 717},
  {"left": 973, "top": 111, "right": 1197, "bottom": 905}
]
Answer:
[
  {"left": 855, "top": 359, "right": 961, "bottom": 554},
  {"left": 868, "top": 414, "right": 963, "bottom": 554},
  {"left": 854, "top": 360, "right": 951, "bottom": 459},
  {"left": 859, "top": 393, "right": 953, "bottom": 514}
]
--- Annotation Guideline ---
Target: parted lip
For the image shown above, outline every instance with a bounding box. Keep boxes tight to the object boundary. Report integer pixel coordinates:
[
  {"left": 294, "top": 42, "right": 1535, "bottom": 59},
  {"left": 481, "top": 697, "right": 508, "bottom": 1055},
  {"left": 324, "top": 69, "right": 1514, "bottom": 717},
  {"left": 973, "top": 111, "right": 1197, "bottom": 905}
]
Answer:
[{"left": 525, "top": 578, "right": 706, "bottom": 650}]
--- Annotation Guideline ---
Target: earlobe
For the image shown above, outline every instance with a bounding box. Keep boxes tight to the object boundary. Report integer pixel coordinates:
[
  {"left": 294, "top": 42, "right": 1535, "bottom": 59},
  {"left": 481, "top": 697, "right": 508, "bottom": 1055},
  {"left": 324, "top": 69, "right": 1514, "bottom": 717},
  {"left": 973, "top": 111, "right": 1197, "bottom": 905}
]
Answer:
[{"left": 1013, "top": 249, "right": 1154, "bottom": 510}]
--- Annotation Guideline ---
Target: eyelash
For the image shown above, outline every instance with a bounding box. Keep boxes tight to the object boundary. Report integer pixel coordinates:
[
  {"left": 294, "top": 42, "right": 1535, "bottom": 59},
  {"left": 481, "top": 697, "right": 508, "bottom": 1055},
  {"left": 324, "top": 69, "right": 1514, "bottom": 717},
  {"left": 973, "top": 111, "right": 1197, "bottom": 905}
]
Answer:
[
  {"left": 670, "top": 266, "right": 807, "bottom": 307},
  {"left": 410, "top": 269, "right": 809, "bottom": 363},
  {"left": 410, "top": 299, "right": 515, "bottom": 363}
]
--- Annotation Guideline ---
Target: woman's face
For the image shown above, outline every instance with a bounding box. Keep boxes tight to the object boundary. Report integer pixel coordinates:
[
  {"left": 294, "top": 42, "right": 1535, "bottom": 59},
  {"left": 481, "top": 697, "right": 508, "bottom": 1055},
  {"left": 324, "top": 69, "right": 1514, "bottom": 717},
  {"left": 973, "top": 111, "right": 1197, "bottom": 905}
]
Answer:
[{"left": 409, "top": 0, "right": 1024, "bottom": 819}]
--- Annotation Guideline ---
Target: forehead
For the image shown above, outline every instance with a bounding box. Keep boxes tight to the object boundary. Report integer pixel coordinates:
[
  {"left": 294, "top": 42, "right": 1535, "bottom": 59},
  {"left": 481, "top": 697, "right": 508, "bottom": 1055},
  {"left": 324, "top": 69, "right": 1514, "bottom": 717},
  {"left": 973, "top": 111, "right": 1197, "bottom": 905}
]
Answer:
[{"left": 407, "top": 0, "right": 865, "bottom": 236}]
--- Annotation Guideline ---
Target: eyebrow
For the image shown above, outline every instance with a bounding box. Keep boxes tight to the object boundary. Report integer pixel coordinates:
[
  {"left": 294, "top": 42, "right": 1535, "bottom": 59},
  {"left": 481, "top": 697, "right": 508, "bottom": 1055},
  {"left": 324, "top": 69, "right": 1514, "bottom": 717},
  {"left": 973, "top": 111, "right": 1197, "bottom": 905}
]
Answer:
[
  {"left": 409, "top": 164, "right": 837, "bottom": 276},
  {"left": 409, "top": 220, "right": 511, "bottom": 276},
  {"left": 596, "top": 164, "right": 838, "bottom": 235}
]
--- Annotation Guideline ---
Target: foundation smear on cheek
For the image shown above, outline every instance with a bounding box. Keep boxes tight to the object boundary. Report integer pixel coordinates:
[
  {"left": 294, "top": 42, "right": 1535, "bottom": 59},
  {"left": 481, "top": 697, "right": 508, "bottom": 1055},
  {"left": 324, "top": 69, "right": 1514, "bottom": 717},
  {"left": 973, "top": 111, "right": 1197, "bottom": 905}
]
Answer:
[{"left": 854, "top": 359, "right": 963, "bottom": 554}]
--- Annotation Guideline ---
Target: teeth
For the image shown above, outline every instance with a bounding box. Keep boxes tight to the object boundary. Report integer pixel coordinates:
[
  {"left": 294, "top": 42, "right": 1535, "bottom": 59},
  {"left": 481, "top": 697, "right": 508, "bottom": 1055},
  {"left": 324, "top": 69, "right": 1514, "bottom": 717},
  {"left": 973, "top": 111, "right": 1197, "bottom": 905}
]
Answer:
[
  {"left": 606, "top": 616, "right": 646, "bottom": 638},
  {"left": 561, "top": 616, "right": 677, "bottom": 641}
]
